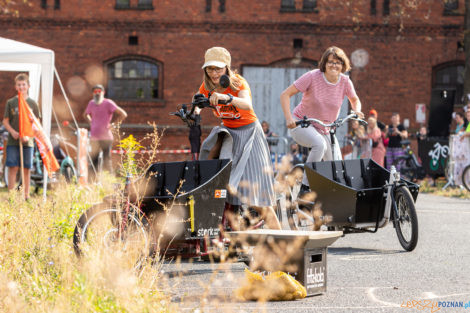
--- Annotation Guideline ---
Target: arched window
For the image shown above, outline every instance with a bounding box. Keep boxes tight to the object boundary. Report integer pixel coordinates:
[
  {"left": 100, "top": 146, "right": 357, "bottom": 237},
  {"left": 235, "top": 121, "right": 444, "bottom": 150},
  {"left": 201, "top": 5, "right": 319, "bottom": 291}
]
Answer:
[{"left": 106, "top": 57, "right": 162, "bottom": 101}]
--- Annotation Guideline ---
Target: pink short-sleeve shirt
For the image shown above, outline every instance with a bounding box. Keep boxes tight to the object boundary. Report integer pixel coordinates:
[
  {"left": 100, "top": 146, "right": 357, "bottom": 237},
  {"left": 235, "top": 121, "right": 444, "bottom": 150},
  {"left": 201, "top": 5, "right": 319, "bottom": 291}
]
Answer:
[
  {"left": 85, "top": 98, "right": 118, "bottom": 140},
  {"left": 292, "top": 69, "right": 357, "bottom": 133}
]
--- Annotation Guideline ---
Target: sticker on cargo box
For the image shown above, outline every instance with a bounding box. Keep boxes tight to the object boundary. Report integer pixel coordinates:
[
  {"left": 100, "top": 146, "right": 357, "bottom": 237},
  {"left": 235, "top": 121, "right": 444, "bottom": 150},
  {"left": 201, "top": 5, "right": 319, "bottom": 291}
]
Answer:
[{"left": 214, "top": 189, "right": 227, "bottom": 198}]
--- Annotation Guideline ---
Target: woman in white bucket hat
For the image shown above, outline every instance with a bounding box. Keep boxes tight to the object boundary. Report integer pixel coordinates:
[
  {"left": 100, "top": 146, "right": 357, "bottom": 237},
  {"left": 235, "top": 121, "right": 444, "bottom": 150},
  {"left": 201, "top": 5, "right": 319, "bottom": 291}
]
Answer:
[{"left": 198, "top": 47, "right": 281, "bottom": 230}]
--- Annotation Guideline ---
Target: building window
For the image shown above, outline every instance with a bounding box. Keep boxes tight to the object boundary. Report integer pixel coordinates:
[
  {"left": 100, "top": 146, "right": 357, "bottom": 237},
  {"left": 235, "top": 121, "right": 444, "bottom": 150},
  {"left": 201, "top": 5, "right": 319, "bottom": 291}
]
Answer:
[
  {"left": 383, "top": 0, "right": 390, "bottom": 16},
  {"left": 40, "top": 0, "right": 47, "bottom": 9},
  {"left": 206, "top": 0, "right": 212, "bottom": 12},
  {"left": 443, "top": 0, "right": 459, "bottom": 15},
  {"left": 280, "top": 0, "right": 317, "bottom": 13},
  {"left": 116, "top": 0, "right": 130, "bottom": 9},
  {"left": 115, "top": 0, "right": 153, "bottom": 10},
  {"left": 54, "top": 0, "right": 60, "bottom": 9},
  {"left": 302, "top": 0, "right": 316, "bottom": 12},
  {"left": 218, "top": 0, "right": 225, "bottom": 13},
  {"left": 280, "top": 0, "right": 295, "bottom": 11},
  {"left": 107, "top": 58, "right": 162, "bottom": 101},
  {"left": 370, "top": 0, "right": 376, "bottom": 15},
  {"left": 138, "top": 0, "right": 153, "bottom": 9}
]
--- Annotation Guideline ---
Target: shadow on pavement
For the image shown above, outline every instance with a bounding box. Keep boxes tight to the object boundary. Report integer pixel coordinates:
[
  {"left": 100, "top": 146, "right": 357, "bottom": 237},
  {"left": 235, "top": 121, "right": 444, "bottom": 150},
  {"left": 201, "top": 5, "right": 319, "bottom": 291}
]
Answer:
[{"left": 329, "top": 246, "right": 404, "bottom": 255}]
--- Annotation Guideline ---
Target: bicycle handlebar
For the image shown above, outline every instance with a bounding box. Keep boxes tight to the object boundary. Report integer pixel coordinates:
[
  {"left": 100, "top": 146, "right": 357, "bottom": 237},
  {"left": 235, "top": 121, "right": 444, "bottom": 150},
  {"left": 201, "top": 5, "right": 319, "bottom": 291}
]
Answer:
[
  {"left": 295, "top": 112, "right": 368, "bottom": 130},
  {"left": 171, "top": 74, "right": 232, "bottom": 127},
  {"left": 169, "top": 94, "right": 232, "bottom": 127}
]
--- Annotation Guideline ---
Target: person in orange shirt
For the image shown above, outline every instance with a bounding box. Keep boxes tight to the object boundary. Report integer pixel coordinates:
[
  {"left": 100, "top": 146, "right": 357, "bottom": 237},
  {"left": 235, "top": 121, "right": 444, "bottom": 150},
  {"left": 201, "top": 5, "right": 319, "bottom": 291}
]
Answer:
[{"left": 197, "top": 47, "right": 281, "bottom": 230}]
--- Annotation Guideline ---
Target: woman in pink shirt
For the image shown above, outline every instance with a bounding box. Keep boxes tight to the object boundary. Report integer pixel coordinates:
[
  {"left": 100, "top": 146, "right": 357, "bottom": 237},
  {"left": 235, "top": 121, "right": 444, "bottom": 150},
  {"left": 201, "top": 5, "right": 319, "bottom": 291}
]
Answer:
[
  {"left": 367, "top": 117, "right": 386, "bottom": 166},
  {"left": 280, "top": 46, "right": 363, "bottom": 190}
]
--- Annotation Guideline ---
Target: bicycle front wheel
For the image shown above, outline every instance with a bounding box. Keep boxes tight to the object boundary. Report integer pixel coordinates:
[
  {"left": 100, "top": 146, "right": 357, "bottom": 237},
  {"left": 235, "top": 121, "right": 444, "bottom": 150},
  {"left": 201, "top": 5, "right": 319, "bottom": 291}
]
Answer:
[
  {"left": 462, "top": 165, "right": 470, "bottom": 192},
  {"left": 73, "top": 203, "right": 150, "bottom": 267},
  {"left": 392, "top": 186, "right": 418, "bottom": 251}
]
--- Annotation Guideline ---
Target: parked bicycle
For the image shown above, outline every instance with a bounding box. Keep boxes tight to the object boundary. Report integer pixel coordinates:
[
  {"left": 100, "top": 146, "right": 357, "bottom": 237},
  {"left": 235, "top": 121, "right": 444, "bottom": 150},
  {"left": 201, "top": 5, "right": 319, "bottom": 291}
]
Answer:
[
  {"left": 392, "top": 139, "right": 426, "bottom": 182},
  {"left": 462, "top": 164, "right": 470, "bottom": 191}
]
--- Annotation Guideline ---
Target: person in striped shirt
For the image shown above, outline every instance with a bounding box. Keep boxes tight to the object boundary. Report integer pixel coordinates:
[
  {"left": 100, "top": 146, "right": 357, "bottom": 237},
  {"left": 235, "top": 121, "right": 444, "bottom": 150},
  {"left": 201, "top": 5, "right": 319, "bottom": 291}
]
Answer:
[{"left": 280, "top": 46, "right": 363, "bottom": 192}]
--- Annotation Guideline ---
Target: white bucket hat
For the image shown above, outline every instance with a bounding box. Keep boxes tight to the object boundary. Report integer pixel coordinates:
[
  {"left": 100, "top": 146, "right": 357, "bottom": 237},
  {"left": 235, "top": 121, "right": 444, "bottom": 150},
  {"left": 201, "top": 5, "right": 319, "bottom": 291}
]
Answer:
[{"left": 202, "top": 47, "right": 231, "bottom": 69}]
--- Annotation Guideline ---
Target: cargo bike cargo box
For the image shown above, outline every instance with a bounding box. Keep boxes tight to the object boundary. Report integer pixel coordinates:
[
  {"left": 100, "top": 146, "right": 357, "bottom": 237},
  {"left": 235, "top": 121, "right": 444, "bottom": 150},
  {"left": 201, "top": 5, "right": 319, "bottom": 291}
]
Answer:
[
  {"left": 137, "top": 159, "right": 232, "bottom": 239},
  {"left": 305, "top": 158, "right": 419, "bottom": 227}
]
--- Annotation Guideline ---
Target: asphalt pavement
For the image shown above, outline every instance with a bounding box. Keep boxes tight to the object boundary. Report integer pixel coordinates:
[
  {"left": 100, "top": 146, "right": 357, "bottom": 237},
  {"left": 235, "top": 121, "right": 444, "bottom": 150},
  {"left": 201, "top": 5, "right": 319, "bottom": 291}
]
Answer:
[{"left": 159, "top": 193, "right": 470, "bottom": 313}]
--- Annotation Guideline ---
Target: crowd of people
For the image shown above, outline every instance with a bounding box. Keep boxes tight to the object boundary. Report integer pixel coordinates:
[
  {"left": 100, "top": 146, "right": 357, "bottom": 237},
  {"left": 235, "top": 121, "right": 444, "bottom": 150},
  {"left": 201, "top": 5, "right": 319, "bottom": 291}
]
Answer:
[{"left": 1, "top": 75, "right": 128, "bottom": 200}]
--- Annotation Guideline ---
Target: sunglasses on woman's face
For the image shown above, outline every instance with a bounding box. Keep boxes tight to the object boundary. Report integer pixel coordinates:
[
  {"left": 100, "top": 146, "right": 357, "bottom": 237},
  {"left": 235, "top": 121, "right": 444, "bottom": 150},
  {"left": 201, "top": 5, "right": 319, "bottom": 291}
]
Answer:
[{"left": 206, "top": 67, "right": 225, "bottom": 74}]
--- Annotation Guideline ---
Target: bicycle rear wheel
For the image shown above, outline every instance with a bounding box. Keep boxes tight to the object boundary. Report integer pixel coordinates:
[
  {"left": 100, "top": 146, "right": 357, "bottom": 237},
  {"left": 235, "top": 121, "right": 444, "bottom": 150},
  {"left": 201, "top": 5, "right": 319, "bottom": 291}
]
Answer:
[
  {"left": 392, "top": 186, "right": 418, "bottom": 251},
  {"left": 462, "top": 165, "right": 470, "bottom": 192},
  {"left": 73, "top": 203, "right": 150, "bottom": 267}
]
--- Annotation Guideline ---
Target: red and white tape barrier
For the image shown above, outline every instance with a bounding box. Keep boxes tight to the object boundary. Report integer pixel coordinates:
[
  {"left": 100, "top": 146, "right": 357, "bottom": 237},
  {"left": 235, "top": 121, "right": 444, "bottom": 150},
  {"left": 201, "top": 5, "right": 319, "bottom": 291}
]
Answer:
[{"left": 112, "top": 149, "right": 190, "bottom": 154}]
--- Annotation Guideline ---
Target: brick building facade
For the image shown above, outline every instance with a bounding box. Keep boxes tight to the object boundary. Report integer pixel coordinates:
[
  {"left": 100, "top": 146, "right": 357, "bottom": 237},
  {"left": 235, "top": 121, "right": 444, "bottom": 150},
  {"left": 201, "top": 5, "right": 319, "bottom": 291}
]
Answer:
[{"left": 0, "top": 0, "right": 465, "bottom": 160}]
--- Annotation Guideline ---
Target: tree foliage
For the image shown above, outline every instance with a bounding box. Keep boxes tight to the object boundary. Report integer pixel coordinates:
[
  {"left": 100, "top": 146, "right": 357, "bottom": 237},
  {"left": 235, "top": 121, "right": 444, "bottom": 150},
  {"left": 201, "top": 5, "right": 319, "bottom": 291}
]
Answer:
[{"left": 0, "top": 0, "right": 29, "bottom": 16}]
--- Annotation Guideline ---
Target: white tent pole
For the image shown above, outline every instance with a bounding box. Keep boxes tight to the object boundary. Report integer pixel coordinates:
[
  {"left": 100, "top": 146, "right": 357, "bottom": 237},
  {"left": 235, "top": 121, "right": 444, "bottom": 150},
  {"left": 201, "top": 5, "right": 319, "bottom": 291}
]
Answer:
[
  {"left": 54, "top": 68, "right": 80, "bottom": 130},
  {"left": 41, "top": 50, "right": 55, "bottom": 201},
  {"left": 54, "top": 68, "right": 97, "bottom": 179}
]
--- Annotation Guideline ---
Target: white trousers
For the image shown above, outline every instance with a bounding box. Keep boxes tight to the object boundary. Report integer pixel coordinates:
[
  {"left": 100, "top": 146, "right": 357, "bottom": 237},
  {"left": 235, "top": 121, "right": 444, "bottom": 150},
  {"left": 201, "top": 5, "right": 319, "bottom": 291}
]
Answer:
[{"left": 289, "top": 125, "right": 341, "bottom": 186}]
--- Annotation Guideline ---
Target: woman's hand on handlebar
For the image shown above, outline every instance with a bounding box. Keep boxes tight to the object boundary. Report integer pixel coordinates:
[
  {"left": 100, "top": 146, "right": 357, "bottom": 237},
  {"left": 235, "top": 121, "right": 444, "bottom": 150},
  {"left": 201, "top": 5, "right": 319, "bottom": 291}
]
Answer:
[
  {"left": 351, "top": 110, "right": 365, "bottom": 119},
  {"left": 286, "top": 117, "right": 297, "bottom": 129},
  {"left": 209, "top": 92, "right": 229, "bottom": 106}
]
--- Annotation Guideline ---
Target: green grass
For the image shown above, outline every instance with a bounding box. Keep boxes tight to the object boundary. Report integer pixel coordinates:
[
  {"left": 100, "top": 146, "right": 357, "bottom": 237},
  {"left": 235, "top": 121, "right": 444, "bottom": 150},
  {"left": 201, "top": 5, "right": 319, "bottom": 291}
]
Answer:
[
  {"left": 1, "top": 165, "right": 467, "bottom": 312},
  {"left": 417, "top": 178, "right": 470, "bottom": 199},
  {"left": 0, "top": 177, "right": 175, "bottom": 313}
]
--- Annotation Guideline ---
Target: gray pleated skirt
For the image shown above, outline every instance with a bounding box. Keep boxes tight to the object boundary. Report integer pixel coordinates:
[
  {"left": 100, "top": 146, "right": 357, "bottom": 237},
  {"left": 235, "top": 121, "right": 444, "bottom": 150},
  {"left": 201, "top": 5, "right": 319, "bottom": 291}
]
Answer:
[{"left": 201, "top": 121, "right": 275, "bottom": 207}]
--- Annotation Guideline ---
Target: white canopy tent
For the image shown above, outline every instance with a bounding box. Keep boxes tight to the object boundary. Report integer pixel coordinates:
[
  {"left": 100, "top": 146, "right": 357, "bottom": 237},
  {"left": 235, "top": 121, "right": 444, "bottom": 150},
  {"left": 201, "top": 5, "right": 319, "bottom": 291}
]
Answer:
[
  {"left": 0, "top": 37, "right": 55, "bottom": 197},
  {"left": 0, "top": 37, "right": 55, "bottom": 135}
]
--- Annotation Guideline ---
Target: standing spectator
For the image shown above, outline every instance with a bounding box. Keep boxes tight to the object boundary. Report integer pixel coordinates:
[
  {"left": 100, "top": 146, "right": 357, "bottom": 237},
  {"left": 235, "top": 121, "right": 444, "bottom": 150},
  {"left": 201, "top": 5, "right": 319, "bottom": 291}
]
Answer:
[
  {"left": 367, "top": 117, "right": 386, "bottom": 166},
  {"left": 348, "top": 119, "right": 368, "bottom": 158},
  {"left": 417, "top": 125, "right": 427, "bottom": 141},
  {"left": 369, "top": 109, "right": 386, "bottom": 132},
  {"left": 2, "top": 73, "right": 40, "bottom": 199},
  {"left": 386, "top": 112, "right": 408, "bottom": 170},
  {"left": 261, "top": 120, "right": 278, "bottom": 152},
  {"left": 261, "top": 120, "right": 277, "bottom": 138},
  {"left": 369, "top": 108, "right": 388, "bottom": 149},
  {"left": 459, "top": 110, "right": 470, "bottom": 142},
  {"left": 83, "top": 84, "right": 127, "bottom": 180},
  {"left": 290, "top": 142, "right": 304, "bottom": 165},
  {"left": 453, "top": 112, "right": 467, "bottom": 134}
]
